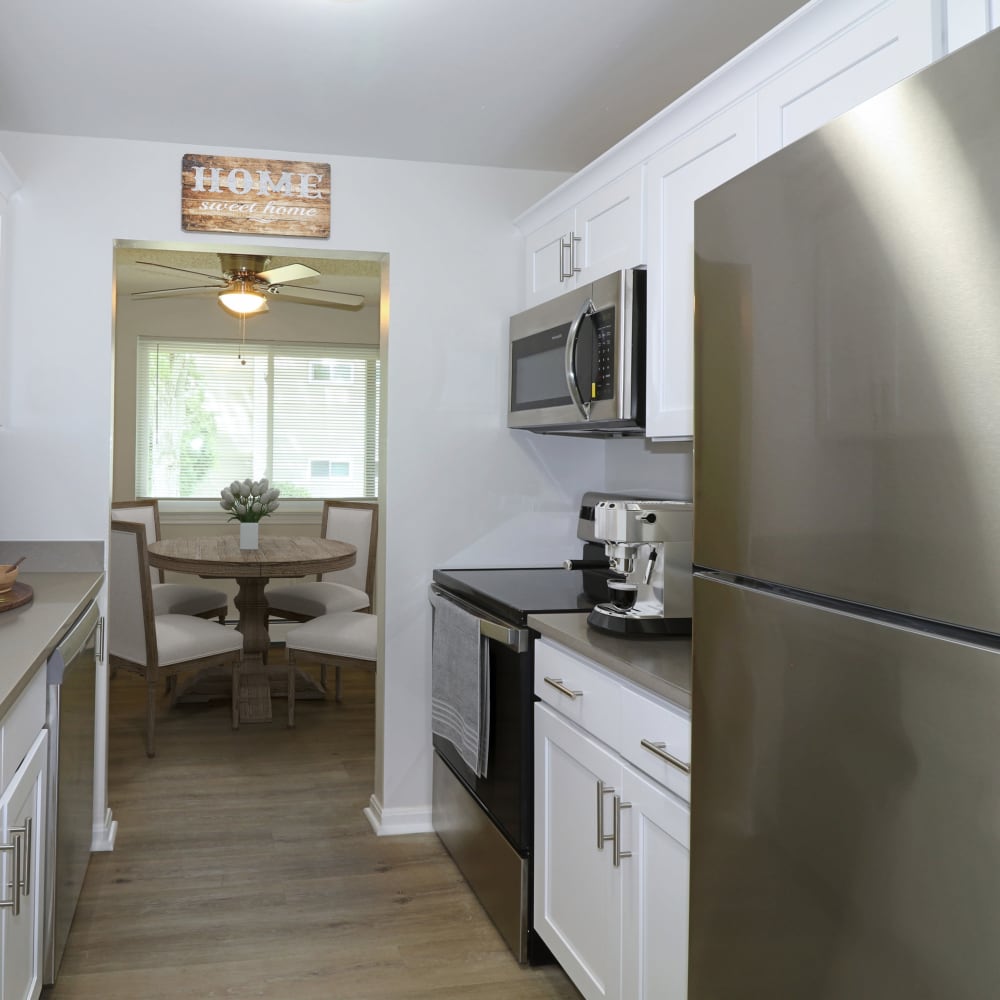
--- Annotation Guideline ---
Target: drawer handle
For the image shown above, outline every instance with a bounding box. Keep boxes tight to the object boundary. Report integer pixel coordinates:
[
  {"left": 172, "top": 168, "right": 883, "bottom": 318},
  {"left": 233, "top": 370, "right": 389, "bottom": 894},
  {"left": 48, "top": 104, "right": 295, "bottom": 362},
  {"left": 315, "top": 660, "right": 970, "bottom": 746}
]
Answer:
[
  {"left": 544, "top": 677, "right": 583, "bottom": 700},
  {"left": 641, "top": 739, "right": 691, "bottom": 775}
]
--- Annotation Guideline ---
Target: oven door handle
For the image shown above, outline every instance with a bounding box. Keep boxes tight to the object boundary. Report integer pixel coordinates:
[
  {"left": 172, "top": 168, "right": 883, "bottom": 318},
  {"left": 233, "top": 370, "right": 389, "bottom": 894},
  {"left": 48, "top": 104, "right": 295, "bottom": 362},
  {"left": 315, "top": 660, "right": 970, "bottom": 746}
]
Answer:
[{"left": 429, "top": 584, "right": 531, "bottom": 653}]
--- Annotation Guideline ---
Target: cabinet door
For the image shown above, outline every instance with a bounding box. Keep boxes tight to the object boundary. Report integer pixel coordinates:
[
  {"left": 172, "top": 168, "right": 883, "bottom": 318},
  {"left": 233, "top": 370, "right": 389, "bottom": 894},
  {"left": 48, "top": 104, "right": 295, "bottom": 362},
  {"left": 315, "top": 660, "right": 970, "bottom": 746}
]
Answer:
[
  {"left": 620, "top": 763, "right": 690, "bottom": 1000},
  {"left": 524, "top": 209, "right": 575, "bottom": 307},
  {"left": 0, "top": 730, "right": 47, "bottom": 1000},
  {"left": 757, "top": 0, "right": 937, "bottom": 157},
  {"left": 535, "top": 703, "right": 622, "bottom": 1000},
  {"left": 574, "top": 166, "right": 645, "bottom": 286},
  {"left": 644, "top": 98, "right": 757, "bottom": 440}
]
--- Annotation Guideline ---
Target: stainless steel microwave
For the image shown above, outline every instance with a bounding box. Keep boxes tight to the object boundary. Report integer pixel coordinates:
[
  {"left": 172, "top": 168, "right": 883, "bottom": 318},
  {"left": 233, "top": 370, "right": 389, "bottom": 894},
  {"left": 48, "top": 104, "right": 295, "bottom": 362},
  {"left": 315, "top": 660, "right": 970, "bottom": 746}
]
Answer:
[{"left": 508, "top": 268, "right": 645, "bottom": 436}]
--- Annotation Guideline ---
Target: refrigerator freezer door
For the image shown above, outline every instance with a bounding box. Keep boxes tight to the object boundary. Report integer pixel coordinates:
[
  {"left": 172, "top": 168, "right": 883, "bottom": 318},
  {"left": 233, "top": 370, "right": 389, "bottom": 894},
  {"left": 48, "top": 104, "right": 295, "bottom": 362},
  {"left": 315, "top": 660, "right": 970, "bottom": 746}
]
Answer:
[
  {"left": 690, "top": 573, "right": 1000, "bottom": 1000},
  {"left": 693, "top": 27, "right": 1000, "bottom": 635}
]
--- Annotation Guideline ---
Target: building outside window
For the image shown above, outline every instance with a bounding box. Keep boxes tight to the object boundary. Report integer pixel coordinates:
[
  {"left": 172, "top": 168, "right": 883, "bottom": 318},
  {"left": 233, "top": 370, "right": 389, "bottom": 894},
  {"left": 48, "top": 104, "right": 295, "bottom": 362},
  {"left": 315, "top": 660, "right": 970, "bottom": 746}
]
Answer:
[{"left": 135, "top": 338, "right": 379, "bottom": 499}]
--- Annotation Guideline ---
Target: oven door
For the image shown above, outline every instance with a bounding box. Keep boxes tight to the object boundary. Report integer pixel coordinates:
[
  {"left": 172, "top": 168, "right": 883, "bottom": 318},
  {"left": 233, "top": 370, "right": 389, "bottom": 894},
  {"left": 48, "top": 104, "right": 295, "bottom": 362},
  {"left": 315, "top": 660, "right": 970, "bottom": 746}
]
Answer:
[{"left": 430, "top": 585, "right": 534, "bottom": 851}]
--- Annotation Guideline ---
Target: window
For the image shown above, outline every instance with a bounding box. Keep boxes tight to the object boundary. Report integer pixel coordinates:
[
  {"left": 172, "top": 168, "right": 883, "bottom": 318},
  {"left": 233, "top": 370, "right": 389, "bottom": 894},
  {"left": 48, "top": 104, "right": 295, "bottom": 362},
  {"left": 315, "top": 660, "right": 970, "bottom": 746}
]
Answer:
[
  {"left": 136, "top": 338, "right": 379, "bottom": 499},
  {"left": 310, "top": 459, "right": 351, "bottom": 479}
]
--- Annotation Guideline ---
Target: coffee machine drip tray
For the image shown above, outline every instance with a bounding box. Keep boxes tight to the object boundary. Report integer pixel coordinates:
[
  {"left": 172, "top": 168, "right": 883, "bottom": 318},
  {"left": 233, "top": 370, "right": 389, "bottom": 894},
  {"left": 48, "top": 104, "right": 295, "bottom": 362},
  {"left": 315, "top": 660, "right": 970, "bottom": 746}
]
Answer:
[{"left": 588, "top": 602, "right": 693, "bottom": 637}]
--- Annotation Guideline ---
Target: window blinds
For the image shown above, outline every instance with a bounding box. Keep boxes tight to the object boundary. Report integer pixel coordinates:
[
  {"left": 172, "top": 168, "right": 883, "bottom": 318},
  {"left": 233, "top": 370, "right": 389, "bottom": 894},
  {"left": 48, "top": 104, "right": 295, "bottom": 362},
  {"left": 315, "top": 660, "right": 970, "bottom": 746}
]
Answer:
[{"left": 135, "top": 338, "right": 379, "bottom": 499}]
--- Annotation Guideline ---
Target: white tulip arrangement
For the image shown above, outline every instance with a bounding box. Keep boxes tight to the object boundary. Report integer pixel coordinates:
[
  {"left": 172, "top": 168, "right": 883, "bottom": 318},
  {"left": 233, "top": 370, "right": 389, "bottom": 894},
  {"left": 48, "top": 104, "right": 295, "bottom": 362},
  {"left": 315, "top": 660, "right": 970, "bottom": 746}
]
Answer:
[{"left": 220, "top": 478, "right": 281, "bottom": 523}]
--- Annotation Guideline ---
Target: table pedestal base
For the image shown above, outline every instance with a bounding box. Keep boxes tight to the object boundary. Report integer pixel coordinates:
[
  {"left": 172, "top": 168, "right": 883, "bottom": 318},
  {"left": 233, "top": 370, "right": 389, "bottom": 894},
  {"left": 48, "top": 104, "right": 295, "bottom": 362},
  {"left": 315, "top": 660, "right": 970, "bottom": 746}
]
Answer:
[
  {"left": 172, "top": 656, "right": 327, "bottom": 724},
  {"left": 238, "top": 668, "right": 273, "bottom": 723}
]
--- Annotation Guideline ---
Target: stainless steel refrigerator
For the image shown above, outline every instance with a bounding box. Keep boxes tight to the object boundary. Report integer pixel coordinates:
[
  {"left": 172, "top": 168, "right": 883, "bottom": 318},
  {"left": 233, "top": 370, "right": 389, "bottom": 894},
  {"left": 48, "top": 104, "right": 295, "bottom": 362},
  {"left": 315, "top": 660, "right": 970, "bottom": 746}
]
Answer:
[{"left": 690, "top": 27, "right": 1000, "bottom": 1000}]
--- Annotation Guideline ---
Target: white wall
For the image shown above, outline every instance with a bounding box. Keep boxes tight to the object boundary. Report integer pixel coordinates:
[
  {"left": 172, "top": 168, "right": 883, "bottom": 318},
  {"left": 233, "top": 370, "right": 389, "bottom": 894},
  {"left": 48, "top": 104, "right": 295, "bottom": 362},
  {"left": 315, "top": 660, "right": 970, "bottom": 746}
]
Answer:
[
  {"left": 0, "top": 130, "right": 692, "bottom": 832},
  {"left": 0, "top": 130, "right": 576, "bottom": 832}
]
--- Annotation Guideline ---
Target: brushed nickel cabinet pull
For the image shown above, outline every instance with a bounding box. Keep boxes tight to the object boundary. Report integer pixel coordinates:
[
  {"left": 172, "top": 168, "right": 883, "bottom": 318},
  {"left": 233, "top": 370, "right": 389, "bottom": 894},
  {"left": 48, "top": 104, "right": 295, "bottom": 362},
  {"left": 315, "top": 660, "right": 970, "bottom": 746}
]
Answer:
[
  {"left": 0, "top": 832, "right": 22, "bottom": 915},
  {"left": 640, "top": 738, "right": 691, "bottom": 775},
  {"left": 559, "top": 236, "right": 573, "bottom": 281},
  {"left": 544, "top": 677, "right": 583, "bottom": 700},
  {"left": 558, "top": 232, "right": 583, "bottom": 281},
  {"left": 15, "top": 818, "right": 31, "bottom": 897},
  {"left": 613, "top": 795, "right": 632, "bottom": 868},
  {"left": 596, "top": 780, "right": 615, "bottom": 850},
  {"left": 570, "top": 232, "right": 582, "bottom": 275}
]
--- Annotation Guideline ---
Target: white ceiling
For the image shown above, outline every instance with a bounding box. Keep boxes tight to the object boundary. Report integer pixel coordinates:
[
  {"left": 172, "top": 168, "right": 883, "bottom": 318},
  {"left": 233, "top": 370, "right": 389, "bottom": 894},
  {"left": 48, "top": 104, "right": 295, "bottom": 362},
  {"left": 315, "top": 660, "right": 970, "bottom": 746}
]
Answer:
[{"left": 1, "top": 0, "right": 807, "bottom": 172}]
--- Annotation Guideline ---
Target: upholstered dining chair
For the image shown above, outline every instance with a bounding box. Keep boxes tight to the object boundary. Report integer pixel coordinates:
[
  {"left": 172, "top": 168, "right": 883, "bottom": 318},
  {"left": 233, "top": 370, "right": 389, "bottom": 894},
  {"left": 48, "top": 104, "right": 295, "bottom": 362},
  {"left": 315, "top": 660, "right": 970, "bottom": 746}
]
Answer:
[
  {"left": 111, "top": 499, "right": 229, "bottom": 623},
  {"left": 109, "top": 520, "right": 244, "bottom": 757},
  {"left": 284, "top": 611, "right": 378, "bottom": 727},
  {"left": 265, "top": 499, "right": 378, "bottom": 622}
]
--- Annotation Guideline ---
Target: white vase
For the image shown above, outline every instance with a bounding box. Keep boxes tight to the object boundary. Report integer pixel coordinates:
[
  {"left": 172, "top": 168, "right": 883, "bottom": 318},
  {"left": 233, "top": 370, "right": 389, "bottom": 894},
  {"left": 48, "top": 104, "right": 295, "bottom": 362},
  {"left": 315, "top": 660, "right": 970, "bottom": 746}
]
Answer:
[{"left": 239, "top": 522, "right": 259, "bottom": 550}]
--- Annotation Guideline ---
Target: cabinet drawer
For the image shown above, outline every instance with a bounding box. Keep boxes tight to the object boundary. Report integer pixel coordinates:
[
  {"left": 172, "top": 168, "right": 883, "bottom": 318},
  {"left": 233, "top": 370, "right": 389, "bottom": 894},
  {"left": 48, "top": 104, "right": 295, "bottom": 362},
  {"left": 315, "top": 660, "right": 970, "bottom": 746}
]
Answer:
[
  {"left": 1, "top": 665, "right": 46, "bottom": 789},
  {"left": 535, "top": 639, "right": 620, "bottom": 748},
  {"left": 620, "top": 685, "right": 691, "bottom": 801}
]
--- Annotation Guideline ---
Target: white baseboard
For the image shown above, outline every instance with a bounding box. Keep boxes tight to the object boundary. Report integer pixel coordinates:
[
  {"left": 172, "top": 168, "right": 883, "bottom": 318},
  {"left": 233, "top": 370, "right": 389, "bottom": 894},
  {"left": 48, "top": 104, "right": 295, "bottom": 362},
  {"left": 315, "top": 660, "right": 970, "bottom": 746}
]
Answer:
[
  {"left": 91, "top": 808, "right": 118, "bottom": 852},
  {"left": 363, "top": 794, "right": 434, "bottom": 836}
]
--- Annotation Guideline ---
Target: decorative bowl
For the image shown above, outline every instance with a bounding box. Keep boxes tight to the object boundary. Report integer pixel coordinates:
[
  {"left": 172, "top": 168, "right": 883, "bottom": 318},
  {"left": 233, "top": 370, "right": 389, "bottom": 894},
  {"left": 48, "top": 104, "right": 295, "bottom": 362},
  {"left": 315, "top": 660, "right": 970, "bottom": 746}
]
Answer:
[{"left": 0, "top": 565, "right": 19, "bottom": 593}]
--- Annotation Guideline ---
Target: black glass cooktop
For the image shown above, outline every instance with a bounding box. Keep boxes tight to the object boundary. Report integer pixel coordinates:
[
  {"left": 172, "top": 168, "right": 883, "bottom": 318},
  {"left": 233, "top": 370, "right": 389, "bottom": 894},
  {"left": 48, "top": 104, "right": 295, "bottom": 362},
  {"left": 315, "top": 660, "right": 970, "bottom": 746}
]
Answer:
[{"left": 432, "top": 566, "right": 602, "bottom": 625}]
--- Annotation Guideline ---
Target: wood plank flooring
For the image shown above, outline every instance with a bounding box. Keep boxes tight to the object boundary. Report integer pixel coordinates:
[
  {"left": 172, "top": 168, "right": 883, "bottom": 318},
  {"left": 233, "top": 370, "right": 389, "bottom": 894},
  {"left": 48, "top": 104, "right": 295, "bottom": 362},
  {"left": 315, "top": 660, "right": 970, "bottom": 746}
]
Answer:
[{"left": 44, "top": 661, "right": 580, "bottom": 999}]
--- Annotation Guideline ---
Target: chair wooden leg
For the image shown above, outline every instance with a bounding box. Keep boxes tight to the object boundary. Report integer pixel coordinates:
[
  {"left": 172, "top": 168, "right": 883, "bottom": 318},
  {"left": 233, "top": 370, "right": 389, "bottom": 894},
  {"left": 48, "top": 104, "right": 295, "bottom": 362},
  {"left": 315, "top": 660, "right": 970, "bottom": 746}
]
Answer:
[
  {"left": 287, "top": 652, "right": 296, "bottom": 728},
  {"left": 335, "top": 664, "right": 343, "bottom": 704},
  {"left": 146, "top": 674, "right": 157, "bottom": 758},
  {"left": 320, "top": 664, "right": 327, "bottom": 693},
  {"left": 231, "top": 661, "right": 240, "bottom": 730}
]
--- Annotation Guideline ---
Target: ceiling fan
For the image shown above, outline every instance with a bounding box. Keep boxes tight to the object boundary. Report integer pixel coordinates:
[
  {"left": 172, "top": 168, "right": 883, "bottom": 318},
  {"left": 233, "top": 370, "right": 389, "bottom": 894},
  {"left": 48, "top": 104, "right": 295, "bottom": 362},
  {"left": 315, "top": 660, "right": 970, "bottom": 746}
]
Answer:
[{"left": 131, "top": 253, "right": 365, "bottom": 315}]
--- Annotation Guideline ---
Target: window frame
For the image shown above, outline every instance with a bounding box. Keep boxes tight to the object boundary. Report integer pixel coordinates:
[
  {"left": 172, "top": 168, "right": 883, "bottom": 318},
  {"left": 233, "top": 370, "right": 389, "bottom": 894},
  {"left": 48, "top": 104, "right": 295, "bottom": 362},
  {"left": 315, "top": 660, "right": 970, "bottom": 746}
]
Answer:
[{"left": 135, "top": 335, "right": 380, "bottom": 501}]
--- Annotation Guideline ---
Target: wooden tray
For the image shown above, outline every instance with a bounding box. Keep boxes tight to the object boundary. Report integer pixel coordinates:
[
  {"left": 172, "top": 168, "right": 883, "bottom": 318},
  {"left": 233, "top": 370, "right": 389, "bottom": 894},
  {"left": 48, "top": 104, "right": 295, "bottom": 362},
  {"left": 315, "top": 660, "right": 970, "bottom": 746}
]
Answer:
[{"left": 0, "top": 582, "right": 33, "bottom": 613}]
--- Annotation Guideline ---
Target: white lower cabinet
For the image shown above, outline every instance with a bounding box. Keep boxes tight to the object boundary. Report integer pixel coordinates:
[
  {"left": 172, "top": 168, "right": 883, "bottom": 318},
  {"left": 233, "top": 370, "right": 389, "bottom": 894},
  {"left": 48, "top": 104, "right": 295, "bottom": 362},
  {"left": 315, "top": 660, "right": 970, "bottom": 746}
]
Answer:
[
  {"left": 535, "top": 701, "right": 689, "bottom": 1000},
  {"left": 620, "top": 764, "right": 690, "bottom": 1000},
  {"left": 0, "top": 730, "right": 47, "bottom": 1000}
]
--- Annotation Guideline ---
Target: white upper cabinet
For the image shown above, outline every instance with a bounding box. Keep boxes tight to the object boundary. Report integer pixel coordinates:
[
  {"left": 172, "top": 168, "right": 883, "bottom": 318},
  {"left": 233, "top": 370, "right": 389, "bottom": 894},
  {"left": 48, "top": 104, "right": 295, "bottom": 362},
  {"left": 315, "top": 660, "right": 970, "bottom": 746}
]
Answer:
[
  {"left": 514, "top": 0, "right": 971, "bottom": 440},
  {"left": 756, "top": 0, "right": 938, "bottom": 158},
  {"left": 643, "top": 99, "right": 757, "bottom": 441},
  {"left": 524, "top": 166, "right": 644, "bottom": 308},
  {"left": 943, "top": 0, "right": 997, "bottom": 51}
]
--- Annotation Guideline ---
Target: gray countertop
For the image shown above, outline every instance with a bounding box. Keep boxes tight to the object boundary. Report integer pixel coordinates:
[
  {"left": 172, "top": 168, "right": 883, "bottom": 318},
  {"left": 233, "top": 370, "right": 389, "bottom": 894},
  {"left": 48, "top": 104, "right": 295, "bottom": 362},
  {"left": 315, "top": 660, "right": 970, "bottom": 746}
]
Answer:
[
  {"left": 0, "top": 572, "right": 104, "bottom": 717},
  {"left": 528, "top": 612, "right": 692, "bottom": 712}
]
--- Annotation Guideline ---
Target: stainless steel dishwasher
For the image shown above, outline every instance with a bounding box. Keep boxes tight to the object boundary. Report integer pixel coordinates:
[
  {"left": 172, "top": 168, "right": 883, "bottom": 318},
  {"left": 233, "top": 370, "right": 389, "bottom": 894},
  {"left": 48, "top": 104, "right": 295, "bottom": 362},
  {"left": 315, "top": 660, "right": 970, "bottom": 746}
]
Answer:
[{"left": 42, "top": 599, "right": 100, "bottom": 985}]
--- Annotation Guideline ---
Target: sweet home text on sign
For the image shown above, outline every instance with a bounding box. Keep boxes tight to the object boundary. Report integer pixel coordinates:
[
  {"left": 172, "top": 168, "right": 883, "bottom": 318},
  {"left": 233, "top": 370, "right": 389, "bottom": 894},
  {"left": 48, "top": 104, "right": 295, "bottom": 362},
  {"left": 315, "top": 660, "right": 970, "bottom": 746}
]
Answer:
[{"left": 181, "top": 154, "right": 331, "bottom": 238}]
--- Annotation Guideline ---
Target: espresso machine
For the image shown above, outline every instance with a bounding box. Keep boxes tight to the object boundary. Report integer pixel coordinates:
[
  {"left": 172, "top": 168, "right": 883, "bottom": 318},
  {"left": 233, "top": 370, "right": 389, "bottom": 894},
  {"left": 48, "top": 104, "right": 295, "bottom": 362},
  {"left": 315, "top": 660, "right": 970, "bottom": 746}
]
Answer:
[{"left": 586, "top": 497, "right": 693, "bottom": 636}]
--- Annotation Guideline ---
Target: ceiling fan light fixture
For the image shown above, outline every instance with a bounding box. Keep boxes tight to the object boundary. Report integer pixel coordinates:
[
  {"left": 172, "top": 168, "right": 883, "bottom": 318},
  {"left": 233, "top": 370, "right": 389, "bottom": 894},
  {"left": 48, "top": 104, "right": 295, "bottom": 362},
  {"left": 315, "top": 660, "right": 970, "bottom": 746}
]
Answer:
[{"left": 217, "top": 279, "right": 268, "bottom": 316}]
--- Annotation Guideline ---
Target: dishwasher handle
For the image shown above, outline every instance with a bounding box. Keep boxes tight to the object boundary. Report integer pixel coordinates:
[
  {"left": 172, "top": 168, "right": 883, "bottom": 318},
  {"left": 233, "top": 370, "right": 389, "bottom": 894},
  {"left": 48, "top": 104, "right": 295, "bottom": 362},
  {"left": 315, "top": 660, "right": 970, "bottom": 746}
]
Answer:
[{"left": 47, "top": 601, "right": 100, "bottom": 685}]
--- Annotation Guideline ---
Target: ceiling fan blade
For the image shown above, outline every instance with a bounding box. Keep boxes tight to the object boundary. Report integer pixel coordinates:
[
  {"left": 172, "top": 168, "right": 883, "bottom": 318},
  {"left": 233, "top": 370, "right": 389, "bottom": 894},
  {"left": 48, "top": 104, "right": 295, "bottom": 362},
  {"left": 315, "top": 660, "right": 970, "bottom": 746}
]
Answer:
[
  {"left": 136, "top": 261, "right": 227, "bottom": 284},
  {"left": 131, "top": 284, "right": 224, "bottom": 300},
  {"left": 267, "top": 284, "right": 365, "bottom": 308},
  {"left": 256, "top": 262, "right": 319, "bottom": 285}
]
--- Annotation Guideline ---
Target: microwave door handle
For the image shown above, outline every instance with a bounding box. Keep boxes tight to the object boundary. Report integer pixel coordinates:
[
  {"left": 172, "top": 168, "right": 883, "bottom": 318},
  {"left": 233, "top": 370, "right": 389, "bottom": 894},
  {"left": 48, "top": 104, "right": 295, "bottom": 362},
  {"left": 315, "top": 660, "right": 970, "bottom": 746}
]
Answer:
[{"left": 565, "top": 298, "right": 594, "bottom": 421}]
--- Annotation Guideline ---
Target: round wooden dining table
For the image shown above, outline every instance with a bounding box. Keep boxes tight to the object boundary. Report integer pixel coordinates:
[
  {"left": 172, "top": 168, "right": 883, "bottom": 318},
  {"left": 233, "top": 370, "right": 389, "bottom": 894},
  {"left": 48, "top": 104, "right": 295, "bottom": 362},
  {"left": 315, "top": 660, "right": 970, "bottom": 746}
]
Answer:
[{"left": 147, "top": 535, "right": 356, "bottom": 722}]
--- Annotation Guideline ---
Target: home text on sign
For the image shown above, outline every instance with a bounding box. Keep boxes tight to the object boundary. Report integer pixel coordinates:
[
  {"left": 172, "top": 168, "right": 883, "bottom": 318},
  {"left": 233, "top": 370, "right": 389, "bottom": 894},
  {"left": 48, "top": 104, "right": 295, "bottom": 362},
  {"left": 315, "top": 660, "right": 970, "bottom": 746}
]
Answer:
[{"left": 181, "top": 154, "right": 331, "bottom": 238}]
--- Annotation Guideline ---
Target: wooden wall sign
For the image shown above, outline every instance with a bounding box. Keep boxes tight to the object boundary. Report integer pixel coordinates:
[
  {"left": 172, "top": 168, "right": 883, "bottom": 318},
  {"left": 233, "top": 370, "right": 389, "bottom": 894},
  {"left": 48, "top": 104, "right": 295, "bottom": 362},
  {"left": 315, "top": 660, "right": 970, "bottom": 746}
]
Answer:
[{"left": 181, "top": 153, "right": 331, "bottom": 238}]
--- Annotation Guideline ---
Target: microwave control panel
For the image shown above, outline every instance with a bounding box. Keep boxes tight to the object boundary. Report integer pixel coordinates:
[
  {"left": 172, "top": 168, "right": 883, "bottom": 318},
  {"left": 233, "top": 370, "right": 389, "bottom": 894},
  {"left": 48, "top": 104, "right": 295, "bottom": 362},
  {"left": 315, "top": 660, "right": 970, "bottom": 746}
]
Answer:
[{"left": 588, "top": 310, "right": 615, "bottom": 401}]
